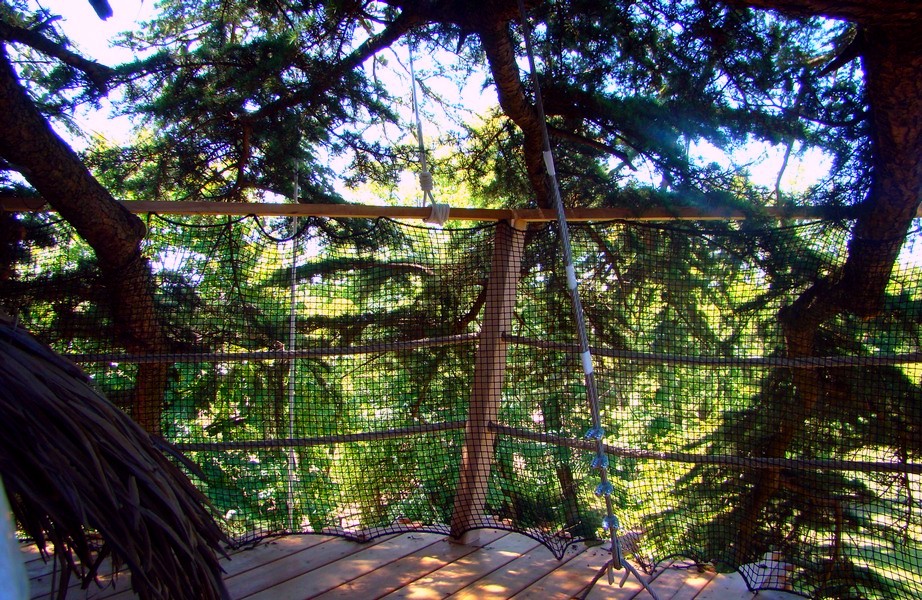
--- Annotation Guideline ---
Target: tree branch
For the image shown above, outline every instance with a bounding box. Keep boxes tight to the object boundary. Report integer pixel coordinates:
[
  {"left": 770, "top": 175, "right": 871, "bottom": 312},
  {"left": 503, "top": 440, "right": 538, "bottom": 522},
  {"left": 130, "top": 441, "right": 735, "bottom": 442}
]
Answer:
[
  {"left": 474, "top": 17, "right": 549, "bottom": 206},
  {"left": 546, "top": 125, "right": 636, "bottom": 170},
  {"left": 245, "top": 11, "right": 421, "bottom": 123},
  {"left": 0, "top": 19, "right": 114, "bottom": 93},
  {"left": 0, "top": 43, "right": 168, "bottom": 434},
  {"left": 728, "top": 0, "right": 922, "bottom": 24}
]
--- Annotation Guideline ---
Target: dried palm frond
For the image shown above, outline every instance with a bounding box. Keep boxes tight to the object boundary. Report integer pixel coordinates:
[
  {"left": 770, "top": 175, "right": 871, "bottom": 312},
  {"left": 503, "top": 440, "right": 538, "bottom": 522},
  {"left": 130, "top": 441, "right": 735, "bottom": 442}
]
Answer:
[{"left": 0, "top": 314, "right": 230, "bottom": 600}]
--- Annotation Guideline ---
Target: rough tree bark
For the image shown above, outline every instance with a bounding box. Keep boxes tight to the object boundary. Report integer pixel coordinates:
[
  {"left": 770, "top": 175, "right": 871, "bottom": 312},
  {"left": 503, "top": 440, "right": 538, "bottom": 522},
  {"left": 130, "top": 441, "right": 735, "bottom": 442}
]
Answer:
[
  {"left": 474, "top": 17, "right": 552, "bottom": 207},
  {"left": 0, "top": 44, "right": 167, "bottom": 435},
  {"left": 735, "top": 0, "right": 922, "bottom": 23}
]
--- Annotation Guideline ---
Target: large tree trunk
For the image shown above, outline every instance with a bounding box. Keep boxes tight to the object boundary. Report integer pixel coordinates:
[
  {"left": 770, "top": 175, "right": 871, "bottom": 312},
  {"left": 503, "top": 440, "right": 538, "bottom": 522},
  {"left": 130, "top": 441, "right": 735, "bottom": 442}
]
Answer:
[
  {"left": 840, "top": 23, "right": 922, "bottom": 316},
  {"left": 475, "top": 18, "right": 551, "bottom": 207},
  {"left": 0, "top": 44, "right": 167, "bottom": 434},
  {"left": 733, "top": 17, "right": 922, "bottom": 563}
]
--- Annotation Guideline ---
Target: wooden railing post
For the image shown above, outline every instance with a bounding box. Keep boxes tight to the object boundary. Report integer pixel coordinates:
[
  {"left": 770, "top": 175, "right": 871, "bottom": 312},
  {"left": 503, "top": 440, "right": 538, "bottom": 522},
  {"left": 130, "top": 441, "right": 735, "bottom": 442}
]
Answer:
[{"left": 450, "top": 219, "right": 526, "bottom": 541}]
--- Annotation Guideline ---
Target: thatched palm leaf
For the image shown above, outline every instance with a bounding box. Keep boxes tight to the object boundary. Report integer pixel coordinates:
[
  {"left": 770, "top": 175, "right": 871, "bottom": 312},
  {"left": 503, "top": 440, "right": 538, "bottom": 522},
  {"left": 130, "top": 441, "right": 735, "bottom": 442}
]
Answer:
[{"left": 0, "top": 315, "right": 229, "bottom": 600}]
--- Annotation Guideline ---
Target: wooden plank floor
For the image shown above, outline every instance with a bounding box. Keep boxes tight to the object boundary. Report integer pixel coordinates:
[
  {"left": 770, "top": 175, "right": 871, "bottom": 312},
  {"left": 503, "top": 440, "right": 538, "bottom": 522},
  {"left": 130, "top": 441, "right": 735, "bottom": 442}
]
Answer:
[{"left": 21, "top": 530, "right": 801, "bottom": 599}]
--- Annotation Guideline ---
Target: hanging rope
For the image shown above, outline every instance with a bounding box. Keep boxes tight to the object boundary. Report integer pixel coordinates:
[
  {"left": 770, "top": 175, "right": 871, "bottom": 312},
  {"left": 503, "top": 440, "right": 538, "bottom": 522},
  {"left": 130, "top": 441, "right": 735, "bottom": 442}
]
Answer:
[
  {"left": 408, "top": 44, "right": 450, "bottom": 226},
  {"left": 513, "top": 3, "right": 660, "bottom": 598},
  {"left": 287, "top": 162, "right": 299, "bottom": 533}
]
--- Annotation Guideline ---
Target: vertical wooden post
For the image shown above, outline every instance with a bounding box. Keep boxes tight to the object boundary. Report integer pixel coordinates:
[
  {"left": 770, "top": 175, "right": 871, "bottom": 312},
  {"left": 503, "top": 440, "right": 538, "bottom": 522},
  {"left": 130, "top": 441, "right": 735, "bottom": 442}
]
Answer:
[{"left": 450, "top": 220, "right": 526, "bottom": 541}]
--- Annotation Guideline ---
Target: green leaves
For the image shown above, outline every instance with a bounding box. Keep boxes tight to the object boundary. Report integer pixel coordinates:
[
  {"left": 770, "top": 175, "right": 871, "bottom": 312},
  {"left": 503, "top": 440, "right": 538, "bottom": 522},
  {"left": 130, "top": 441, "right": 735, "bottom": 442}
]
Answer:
[{"left": 1, "top": 0, "right": 866, "bottom": 213}]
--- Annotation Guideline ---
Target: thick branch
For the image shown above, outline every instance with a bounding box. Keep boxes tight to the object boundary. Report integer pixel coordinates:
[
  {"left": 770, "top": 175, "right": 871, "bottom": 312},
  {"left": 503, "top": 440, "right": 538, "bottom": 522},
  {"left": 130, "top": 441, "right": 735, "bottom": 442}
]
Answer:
[
  {"left": 0, "top": 19, "right": 114, "bottom": 93},
  {"left": 542, "top": 84, "right": 660, "bottom": 161},
  {"left": 381, "top": 0, "right": 526, "bottom": 28},
  {"left": 839, "top": 24, "right": 922, "bottom": 316},
  {"left": 729, "top": 0, "right": 922, "bottom": 24},
  {"left": 0, "top": 44, "right": 142, "bottom": 264},
  {"left": 475, "top": 18, "right": 549, "bottom": 206},
  {"left": 547, "top": 125, "right": 636, "bottom": 169},
  {"left": 0, "top": 43, "right": 167, "bottom": 433}
]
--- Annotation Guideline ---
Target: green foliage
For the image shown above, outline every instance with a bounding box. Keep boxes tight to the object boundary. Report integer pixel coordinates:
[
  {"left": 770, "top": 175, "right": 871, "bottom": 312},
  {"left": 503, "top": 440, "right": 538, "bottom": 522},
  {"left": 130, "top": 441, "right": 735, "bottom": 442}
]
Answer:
[
  {"left": 2, "top": 0, "right": 921, "bottom": 596},
  {"left": 2, "top": 0, "right": 868, "bottom": 211}
]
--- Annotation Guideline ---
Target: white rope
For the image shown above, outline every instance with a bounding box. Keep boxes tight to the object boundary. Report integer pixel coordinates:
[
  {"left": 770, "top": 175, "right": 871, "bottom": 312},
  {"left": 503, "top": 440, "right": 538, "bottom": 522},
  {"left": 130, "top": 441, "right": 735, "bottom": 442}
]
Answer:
[
  {"left": 425, "top": 202, "right": 451, "bottom": 225},
  {"left": 287, "top": 163, "right": 299, "bottom": 533},
  {"left": 408, "top": 44, "right": 446, "bottom": 221},
  {"left": 418, "top": 171, "right": 434, "bottom": 193}
]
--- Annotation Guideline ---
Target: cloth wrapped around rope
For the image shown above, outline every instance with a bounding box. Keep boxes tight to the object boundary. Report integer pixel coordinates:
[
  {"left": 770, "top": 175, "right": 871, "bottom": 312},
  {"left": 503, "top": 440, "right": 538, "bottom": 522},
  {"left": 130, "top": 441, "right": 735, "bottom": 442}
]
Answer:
[{"left": 0, "top": 313, "right": 230, "bottom": 600}]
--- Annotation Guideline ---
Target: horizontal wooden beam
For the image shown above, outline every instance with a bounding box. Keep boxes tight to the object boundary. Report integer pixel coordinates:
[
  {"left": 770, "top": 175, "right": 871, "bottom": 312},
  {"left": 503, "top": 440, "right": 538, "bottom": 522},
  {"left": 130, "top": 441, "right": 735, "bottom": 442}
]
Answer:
[{"left": 0, "top": 197, "right": 858, "bottom": 222}]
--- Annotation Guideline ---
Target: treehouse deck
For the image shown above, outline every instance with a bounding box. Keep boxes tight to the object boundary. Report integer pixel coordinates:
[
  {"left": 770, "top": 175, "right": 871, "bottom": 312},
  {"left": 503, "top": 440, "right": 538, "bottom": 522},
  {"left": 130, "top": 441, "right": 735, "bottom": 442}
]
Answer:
[{"left": 21, "top": 529, "right": 800, "bottom": 600}]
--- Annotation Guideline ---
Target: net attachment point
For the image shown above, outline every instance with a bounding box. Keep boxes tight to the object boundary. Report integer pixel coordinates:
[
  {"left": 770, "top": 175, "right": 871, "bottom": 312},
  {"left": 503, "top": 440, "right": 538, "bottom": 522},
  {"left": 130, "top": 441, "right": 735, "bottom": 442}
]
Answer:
[{"left": 424, "top": 202, "right": 451, "bottom": 226}]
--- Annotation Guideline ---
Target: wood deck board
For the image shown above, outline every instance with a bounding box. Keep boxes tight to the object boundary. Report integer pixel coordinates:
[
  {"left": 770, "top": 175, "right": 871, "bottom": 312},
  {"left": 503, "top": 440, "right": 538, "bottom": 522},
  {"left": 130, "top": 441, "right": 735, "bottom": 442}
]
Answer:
[
  {"left": 313, "top": 529, "right": 509, "bottom": 600},
  {"left": 511, "top": 545, "right": 621, "bottom": 599},
  {"left": 637, "top": 561, "right": 718, "bottom": 600},
  {"left": 581, "top": 559, "right": 671, "bottom": 600},
  {"left": 103, "top": 536, "right": 344, "bottom": 600},
  {"left": 25, "top": 545, "right": 125, "bottom": 600},
  {"left": 21, "top": 531, "right": 773, "bottom": 599},
  {"left": 242, "top": 533, "right": 445, "bottom": 600},
  {"left": 448, "top": 541, "right": 586, "bottom": 599},
  {"left": 379, "top": 531, "right": 543, "bottom": 599}
]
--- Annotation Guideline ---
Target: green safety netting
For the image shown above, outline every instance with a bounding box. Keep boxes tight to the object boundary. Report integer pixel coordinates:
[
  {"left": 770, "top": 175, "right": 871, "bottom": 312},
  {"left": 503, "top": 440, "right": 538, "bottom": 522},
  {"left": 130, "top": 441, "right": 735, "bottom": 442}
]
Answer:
[{"left": 1, "top": 210, "right": 920, "bottom": 599}]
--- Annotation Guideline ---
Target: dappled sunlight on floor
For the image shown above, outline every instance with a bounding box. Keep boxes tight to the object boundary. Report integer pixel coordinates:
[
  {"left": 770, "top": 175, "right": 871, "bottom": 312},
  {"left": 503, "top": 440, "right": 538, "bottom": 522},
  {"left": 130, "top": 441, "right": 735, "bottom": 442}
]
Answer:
[{"left": 21, "top": 531, "right": 790, "bottom": 599}]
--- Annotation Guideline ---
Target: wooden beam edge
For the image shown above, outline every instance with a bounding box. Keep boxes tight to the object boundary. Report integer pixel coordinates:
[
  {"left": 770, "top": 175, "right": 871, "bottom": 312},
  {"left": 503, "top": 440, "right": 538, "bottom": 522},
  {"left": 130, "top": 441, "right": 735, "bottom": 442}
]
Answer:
[{"left": 0, "top": 197, "right": 860, "bottom": 222}]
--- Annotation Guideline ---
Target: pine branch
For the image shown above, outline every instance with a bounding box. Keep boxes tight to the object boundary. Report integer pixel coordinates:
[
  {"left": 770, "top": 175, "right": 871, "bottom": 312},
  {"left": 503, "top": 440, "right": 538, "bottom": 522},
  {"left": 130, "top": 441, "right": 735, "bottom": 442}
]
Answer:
[{"left": 0, "top": 19, "right": 115, "bottom": 93}]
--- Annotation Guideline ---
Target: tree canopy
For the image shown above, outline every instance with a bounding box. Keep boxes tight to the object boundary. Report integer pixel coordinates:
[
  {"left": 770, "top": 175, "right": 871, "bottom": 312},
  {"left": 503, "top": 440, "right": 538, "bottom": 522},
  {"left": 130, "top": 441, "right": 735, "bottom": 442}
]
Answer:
[
  {"left": 3, "top": 0, "right": 918, "bottom": 291},
  {"left": 2, "top": 0, "right": 919, "bottom": 411},
  {"left": 0, "top": 0, "right": 879, "bottom": 207},
  {"left": 1, "top": 0, "right": 921, "bottom": 596}
]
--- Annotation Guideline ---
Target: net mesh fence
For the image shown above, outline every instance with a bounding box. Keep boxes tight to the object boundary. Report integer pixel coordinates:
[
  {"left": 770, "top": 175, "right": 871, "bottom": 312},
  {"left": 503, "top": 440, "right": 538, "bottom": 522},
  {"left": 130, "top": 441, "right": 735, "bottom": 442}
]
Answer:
[{"left": 2, "top": 210, "right": 920, "bottom": 599}]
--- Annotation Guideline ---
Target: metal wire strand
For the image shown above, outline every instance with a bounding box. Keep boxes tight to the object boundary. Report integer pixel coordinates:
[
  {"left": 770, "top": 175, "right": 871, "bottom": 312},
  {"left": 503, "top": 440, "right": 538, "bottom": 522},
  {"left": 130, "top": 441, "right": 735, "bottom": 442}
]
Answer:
[{"left": 514, "top": 1, "right": 659, "bottom": 598}]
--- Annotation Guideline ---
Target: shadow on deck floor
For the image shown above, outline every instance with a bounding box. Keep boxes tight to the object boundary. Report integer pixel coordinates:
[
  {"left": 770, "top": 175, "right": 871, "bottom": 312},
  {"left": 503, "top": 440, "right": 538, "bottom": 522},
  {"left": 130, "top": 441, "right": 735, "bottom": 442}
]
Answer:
[{"left": 21, "top": 529, "right": 802, "bottom": 599}]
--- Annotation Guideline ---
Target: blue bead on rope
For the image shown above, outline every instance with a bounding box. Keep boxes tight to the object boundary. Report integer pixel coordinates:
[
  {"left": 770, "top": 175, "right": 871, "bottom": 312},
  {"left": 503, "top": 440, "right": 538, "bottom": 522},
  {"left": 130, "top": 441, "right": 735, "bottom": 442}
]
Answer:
[
  {"left": 603, "top": 514, "right": 620, "bottom": 531},
  {"left": 584, "top": 425, "right": 604, "bottom": 440},
  {"left": 590, "top": 453, "right": 609, "bottom": 470},
  {"left": 595, "top": 481, "right": 614, "bottom": 497}
]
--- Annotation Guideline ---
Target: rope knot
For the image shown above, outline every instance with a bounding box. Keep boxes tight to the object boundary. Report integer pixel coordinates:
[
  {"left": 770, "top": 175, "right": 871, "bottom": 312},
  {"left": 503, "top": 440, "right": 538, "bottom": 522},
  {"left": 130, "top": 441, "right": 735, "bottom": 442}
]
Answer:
[
  {"left": 418, "top": 171, "right": 434, "bottom": 192},
  {"left": 424, "top": 202, "right": 450, "bottom": 226}
]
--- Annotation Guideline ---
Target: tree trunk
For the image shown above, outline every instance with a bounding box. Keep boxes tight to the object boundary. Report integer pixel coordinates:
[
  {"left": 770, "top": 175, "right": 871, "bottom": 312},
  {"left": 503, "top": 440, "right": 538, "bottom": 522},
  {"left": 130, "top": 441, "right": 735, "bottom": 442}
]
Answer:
[
  {"left": 476, "top": 18, "right": 551, "bottom": 207},
  {"left": 0, "top": 44, "right": 167, "bottom": 434},
  {"left": 840, "top": 23, "right": 922, "bottom": 316},
  {"left": 734, "top": 20, "right": 922, "bottom": 563}
]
